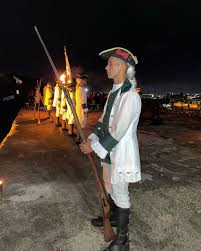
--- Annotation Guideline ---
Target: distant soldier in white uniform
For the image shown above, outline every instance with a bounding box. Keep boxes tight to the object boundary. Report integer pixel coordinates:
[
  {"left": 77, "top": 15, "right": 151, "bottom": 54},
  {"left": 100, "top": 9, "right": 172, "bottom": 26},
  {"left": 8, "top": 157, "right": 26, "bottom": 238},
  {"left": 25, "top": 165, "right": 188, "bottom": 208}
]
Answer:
[
  {"left": 60, "top": 83, "right": 68, "bottom": 130},
  {"left": 75, "top": 74, "right": 88, "bottom": 143},
  {"left": 43, "top": 82, "right": 53, "bottom": 121},
  {"left": 53, "top": 82, "right": 61, "bottom": 126},
  {"left": 66, "top": 82, "right": 76, "bottom": 136}
]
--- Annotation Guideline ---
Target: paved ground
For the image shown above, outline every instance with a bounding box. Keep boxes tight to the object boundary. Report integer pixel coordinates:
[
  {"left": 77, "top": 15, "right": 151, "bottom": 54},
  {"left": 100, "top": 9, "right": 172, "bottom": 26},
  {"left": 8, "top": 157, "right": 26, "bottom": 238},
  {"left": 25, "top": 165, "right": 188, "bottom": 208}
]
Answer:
[{"left": 0, "top": 108, "right": 201, "bottom": 251}]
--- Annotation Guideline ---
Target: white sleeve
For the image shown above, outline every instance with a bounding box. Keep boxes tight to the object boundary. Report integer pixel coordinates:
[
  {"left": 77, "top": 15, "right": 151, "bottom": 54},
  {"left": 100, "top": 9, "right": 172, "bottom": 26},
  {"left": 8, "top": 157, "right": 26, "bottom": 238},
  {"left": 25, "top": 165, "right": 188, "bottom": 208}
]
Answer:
[
  {"left": 91, "top": 141, "right": 108, "bottom": 159},
  {"left": 88, "top": 133, "right": 99, "bottom": 142},
  {"left": 88, "top": 133, "right": 108, "bottom": 159}
]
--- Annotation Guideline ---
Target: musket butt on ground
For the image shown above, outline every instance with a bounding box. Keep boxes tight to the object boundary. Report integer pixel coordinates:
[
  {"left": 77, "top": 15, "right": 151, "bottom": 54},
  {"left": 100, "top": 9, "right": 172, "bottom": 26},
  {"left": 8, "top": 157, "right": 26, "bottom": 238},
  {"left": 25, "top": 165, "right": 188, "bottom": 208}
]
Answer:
[{"left": 104, "top": 218, "right": 116, "bottom": 242}]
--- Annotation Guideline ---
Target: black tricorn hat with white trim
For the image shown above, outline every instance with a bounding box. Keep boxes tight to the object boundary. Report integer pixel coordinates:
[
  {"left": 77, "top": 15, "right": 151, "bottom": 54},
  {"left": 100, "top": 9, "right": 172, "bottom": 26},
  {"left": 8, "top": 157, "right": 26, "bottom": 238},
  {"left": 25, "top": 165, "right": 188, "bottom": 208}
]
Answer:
[
  {"left": 99, "top": 47, "right": 138, "bottom": 67},
  {"left": 76, "top": 74, "right": 88, "bottom": 80}
]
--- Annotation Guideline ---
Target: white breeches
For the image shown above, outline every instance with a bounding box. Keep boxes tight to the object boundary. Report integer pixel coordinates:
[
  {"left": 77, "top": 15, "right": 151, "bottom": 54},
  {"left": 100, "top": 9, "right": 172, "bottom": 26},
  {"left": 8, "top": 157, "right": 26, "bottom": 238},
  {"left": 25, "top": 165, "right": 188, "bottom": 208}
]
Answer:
[
  {"left": 55, "top": 101, "right": 61, "bottom": 118},
  {"left": 102, "top": 162, "right": 130, "bottom": 209},
  {"left": 62, "top": 109, "right": 68, "bottom": 121},
  {"left": 66, "top": 109, "right": 74, "bottom": 124},
  {"left": 56, "top": 108, "right": 60, "bottom": 118}
]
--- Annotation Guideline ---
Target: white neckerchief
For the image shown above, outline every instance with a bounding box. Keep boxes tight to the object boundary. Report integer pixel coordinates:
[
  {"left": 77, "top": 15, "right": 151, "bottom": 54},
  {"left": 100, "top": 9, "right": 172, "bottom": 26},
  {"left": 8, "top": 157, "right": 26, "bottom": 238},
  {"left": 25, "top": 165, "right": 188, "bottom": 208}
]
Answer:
[{"left": 111, "top": 82, "right": 123, "bottom": 93}]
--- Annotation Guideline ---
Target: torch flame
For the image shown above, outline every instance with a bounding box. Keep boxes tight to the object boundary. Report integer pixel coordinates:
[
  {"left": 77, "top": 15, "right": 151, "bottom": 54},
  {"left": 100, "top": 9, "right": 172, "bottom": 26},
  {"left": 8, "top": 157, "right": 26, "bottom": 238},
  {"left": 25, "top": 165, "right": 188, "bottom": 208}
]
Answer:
[
  {"left": 60, "top": 74, "right": 66, "bottom": 83},
  {"left": 0, "top": 180, "right": 3, "bottom": 185}
]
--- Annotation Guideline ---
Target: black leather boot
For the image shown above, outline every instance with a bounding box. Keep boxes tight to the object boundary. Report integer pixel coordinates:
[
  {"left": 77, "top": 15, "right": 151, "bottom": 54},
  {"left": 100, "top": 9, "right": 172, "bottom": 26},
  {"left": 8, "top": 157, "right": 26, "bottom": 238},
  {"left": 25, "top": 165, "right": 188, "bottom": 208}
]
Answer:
[
  {"left": 48, "top": 110, "right": 53, "bottom": 122},
  {"left": 104, "top": 207, "right": 130, "bottom": 251},
  {"left": 68, "top": 124, "right": 73, "bottom": 136},
  {"left": 91, "top": 194, "right": 117, "bottom": 227},
  {"left": 55, "top": 117, "right": 61, "bottom": 126},
  {"left": 62, "top": 120, "right": 67, "bottom": 130}
]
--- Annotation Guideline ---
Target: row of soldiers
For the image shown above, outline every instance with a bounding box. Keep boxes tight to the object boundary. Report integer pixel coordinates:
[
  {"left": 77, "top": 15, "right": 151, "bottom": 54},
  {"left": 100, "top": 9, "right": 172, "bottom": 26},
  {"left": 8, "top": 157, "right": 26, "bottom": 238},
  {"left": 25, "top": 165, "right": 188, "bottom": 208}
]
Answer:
[{"left": 42, "top": 74, "right": 88, "bottom": 144}]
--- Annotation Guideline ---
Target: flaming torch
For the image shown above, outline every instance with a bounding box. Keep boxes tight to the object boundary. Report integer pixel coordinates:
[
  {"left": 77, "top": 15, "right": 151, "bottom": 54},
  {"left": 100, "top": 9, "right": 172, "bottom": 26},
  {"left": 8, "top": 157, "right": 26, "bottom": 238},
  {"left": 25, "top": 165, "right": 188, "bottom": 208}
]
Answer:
[{"left": 60, "top": 73, "right": 66, "bottom": 83}]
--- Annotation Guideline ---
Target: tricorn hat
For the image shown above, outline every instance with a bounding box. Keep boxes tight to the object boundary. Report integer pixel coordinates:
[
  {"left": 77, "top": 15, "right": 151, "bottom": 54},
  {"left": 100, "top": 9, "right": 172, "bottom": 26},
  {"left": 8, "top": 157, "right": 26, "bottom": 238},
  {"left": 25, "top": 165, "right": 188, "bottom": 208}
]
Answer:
[
  {"left": 76, "top": 74, "right": 88, "bottom": 80},
  {"left": 99, "top": 47, "right": 138, "bottom": 66}
]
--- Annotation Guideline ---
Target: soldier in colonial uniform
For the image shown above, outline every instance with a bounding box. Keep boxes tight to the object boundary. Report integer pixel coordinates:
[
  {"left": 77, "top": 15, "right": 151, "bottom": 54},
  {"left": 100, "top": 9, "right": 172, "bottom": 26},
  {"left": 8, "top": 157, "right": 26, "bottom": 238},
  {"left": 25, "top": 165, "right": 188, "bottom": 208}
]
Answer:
[
  {"left": 80, "top": 47, "right": 141, "bottom": 251},
  {"left": 43, "top": 82, "right": 53, "bottom": 121},
  {"left": 75, "top": 74, "right": 88, "bottom": 143},
  {"left": 58, "top": 73, "right": 69, "bottom": 130},
  {"left": 60, "top": 83, "right": 68, "bottom": 130},
  {"left": 66, "top": 82, "right": 76, "bottom": 136},
  {"left": 53, "top": 81, "right": 61, "bottom": 126}
]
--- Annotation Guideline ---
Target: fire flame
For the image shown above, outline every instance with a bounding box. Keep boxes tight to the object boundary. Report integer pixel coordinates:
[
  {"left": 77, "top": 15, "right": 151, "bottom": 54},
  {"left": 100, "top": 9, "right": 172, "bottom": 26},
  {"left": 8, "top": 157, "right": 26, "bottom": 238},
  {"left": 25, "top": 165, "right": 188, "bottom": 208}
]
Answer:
[{"left": 60, "top": 74, "right": 66, "bottom": 83}]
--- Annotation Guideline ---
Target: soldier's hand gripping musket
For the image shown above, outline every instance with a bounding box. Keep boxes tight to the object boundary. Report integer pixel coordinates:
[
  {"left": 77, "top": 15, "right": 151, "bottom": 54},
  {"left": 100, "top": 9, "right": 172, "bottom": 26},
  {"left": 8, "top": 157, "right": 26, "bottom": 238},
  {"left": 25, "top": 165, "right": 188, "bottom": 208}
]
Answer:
[{"left": 34, "top": 26, "right": 115, "bottom": 242}]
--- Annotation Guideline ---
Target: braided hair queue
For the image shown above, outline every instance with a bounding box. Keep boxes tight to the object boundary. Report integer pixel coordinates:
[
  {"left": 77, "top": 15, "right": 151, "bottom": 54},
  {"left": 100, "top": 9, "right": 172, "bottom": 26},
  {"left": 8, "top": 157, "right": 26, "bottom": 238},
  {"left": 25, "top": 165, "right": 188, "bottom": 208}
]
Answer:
[{"left": 127, "top": 63, "right": 137, "bottom": 87}]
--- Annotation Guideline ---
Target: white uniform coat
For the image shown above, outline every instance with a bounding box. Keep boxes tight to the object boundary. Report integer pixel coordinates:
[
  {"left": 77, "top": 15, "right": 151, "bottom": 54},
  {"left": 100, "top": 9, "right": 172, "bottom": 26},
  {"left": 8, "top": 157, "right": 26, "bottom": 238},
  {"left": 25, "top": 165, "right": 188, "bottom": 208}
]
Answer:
[
  {"left": 53, "top": 84, "right": 61, "bottom": 117},
  {"left": 89, "top": 80, "right": 141, "bottom": 184},
  {"left": 75, "top": 84, "right": 88, "bottom": 128},
  {"left": 60, "top": 90, "right": 68, "bottom": 120},
  {"left": 66, "top": 91, "right": 76, "bottom": 124},
  {"left": 43, "top": 85, "right": 53, "bottom": 111}
]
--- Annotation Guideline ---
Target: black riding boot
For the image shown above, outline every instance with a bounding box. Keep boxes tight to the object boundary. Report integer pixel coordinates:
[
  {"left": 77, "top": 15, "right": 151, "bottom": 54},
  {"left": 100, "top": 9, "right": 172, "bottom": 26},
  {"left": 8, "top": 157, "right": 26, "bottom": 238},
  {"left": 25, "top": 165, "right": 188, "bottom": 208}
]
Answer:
[
  {"left": 105, "top": 207, "right": 130, "bottom": 251},
  {"left": 68, "top": 124, "right": 73, "bottom": 136},
  {"left": 91, "top": 194, "right": 117, "bottom": 227},
  {"left": 55, "top": 117, "right": 60, "bottom": 126},
  {"left": 62, "top": 120, "right": 67, "bottom": 130},
  {"left": 48, "top": 110, "right": 53, "bottom": 122}
]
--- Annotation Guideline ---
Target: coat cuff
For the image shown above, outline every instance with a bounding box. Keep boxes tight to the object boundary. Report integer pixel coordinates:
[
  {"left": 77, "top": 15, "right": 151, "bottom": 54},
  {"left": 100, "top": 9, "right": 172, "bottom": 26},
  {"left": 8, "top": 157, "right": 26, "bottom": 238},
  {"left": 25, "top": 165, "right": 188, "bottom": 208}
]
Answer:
[
  {"left": 99, "top": 132, "right": 119, "bottom": 152},
  {"left": 88, "top": 133, "right": 99, "bottom": 142},
  {"left": 91, "top": 141, "right": 108, "bottom": 159}
]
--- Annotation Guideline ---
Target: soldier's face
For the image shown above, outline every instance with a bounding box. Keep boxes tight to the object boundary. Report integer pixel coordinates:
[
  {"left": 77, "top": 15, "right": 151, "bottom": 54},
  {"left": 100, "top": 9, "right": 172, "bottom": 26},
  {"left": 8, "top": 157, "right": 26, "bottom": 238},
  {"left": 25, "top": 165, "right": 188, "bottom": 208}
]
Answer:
[
  {"left": 105, "top": 57, "right": 121, "bottom": 80},
  {"left": 76, "top": 78, "right": 82, "bottom": 85},
  {"left": 82, "top": 79, "right": 87, "bottom": 86},
  {"left": 76, "top": 78, "right": 87, "bottom": 86}
]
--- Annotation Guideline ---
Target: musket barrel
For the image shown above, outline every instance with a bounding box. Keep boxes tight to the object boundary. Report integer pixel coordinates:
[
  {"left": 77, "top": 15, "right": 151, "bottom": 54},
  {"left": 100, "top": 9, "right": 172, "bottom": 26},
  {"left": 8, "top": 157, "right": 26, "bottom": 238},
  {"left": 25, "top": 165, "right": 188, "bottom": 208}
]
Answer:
[{"left": 34, "top": 26, "right": 115, "bottom": 242}]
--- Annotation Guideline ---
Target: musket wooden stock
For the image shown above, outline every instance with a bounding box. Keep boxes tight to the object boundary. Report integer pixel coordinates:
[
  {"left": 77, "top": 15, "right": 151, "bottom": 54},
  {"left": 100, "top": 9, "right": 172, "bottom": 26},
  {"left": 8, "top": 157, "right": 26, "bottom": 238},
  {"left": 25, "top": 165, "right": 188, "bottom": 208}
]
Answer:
[
  {"left": 34, "top": 26, "right": 115, "bottom": 242},
  {"left": 86, "top": 153, "right": 116, "bottom": 242}
]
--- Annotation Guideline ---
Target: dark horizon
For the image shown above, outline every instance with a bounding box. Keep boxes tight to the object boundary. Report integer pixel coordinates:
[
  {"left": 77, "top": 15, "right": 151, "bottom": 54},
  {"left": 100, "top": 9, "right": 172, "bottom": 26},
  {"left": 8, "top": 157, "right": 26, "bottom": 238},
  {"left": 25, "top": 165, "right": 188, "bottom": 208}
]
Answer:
[{"left": 1, "top": 1, "right": 201, "bottom": 93}]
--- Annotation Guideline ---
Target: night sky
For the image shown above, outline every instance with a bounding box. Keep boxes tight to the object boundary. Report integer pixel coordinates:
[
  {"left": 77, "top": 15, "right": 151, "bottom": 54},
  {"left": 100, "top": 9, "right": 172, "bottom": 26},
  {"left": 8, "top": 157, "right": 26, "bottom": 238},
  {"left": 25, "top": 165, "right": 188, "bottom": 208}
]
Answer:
[{"left": 1, "top": 1, "right": 201, "bottom": 93}]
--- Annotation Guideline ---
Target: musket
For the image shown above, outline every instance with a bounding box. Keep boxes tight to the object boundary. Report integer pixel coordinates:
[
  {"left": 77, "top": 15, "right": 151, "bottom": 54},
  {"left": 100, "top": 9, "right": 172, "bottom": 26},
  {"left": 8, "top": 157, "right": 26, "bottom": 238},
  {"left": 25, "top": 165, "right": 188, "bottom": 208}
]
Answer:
[{"left": 34, "top": 26, "right": 115, "bottom": 242}]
